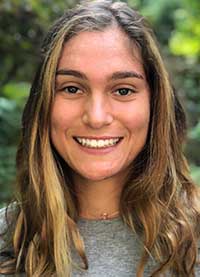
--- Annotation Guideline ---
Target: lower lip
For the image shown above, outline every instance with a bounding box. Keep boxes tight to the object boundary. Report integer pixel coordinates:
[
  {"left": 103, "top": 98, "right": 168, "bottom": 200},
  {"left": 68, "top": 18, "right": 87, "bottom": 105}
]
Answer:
[{"left": 74, "top": 139, "right": 123, "bottom": 155}]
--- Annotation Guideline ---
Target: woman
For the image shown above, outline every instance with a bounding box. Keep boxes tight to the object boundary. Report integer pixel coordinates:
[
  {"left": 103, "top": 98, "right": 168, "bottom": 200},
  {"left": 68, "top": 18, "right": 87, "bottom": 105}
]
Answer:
[{"left": 0, "top": 0, "right": 200, "bottom": 276}]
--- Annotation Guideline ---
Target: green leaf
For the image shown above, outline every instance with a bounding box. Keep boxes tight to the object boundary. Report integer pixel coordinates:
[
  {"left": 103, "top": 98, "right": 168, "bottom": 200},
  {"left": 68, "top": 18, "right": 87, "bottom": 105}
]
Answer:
[
  {"left": 2, "top": 82, "right": 30, "bottom": 102},
  {"left": 190, "top": 164, "right": 200, "bottom": 185},
  {"left": 189, "top": 121, "right": 200, "bottom": 141},
  {"left": 170, "top": 32, "right": 200, "bottom": 56}
]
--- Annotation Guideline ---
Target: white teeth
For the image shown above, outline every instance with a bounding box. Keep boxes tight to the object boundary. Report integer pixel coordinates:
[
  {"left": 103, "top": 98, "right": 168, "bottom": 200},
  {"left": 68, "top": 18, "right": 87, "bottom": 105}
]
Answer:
[{"left": 76, "top": 137, "right": 120, "bottom": 148}]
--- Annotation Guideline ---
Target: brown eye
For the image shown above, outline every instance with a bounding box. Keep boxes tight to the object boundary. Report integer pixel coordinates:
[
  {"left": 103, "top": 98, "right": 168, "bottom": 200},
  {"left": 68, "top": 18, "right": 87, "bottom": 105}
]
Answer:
[
  {"left": 64, "top": 86, "right": 79, "bottom": 94},
  {"left": 115, "top": 88, "right": 136, "bottom": 96}
]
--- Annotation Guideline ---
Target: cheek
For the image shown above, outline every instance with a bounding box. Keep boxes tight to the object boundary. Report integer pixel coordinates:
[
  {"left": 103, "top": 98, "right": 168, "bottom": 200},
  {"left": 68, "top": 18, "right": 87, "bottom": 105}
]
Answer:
[
  {"left": 129, "top": 111, "right": 150, "bottom": 133},
  {"left": 51, "top": 109, "right": 67, "bottom": 133},
  {"left": 50, "top": 99, "right": 81, "bottom": 133},
  {"left": 117, "top": 102, "right": 150, "bottom": 134}
]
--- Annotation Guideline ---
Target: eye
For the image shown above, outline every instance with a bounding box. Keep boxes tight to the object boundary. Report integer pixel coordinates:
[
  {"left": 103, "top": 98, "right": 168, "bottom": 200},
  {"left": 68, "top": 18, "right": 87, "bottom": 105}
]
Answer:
[
  {"left": 63, "top": 86, "right": 80, "bottom": 94},
  {"left": 115, "top": 88, "right": 136, "bottom": 96}
]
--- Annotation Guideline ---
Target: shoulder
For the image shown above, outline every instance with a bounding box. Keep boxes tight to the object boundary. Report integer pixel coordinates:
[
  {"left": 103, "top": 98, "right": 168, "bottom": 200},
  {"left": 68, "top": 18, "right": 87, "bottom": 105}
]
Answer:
[
  {"left": 0, "top": 206, "right": 10, "bottom": 263},
  {"left": 0, "top": 207, "right": 8, "bottom": 235},
  {"left": 0, "top": 207, "right": 10, "bottom": 250},
  {"left": 0, "top": 204, "right": 18, "bottom": 251},
  {"left": 195, "top": 240, "right": 200, "bottom": 275},
  {"left": 0, "top": 204, "right": 17, "bottom": 229}
]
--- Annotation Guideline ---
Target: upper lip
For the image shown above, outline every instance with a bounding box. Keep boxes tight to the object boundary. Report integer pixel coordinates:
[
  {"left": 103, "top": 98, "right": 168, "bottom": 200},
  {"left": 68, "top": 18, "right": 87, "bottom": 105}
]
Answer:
[{"left": 73, "top": 136, "right": 123, "bottom": 139}]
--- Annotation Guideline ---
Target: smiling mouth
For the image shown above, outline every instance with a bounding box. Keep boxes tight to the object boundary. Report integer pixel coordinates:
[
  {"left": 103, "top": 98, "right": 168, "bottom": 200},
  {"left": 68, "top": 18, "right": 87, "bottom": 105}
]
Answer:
[{"left": 73, "top": 137, "right": 123, "bottom": 149}]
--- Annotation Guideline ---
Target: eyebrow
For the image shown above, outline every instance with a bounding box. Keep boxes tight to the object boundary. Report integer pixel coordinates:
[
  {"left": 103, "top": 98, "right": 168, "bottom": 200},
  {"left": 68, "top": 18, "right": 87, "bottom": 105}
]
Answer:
[
  {"left": 111, "top": 71, "right": 144, "bottom": 80},
  {"left": 56, "top": 69, "right": 88, "bottom": 80},
  {"left": 56, "top": 69, "right": 144, "bottom": 80}
]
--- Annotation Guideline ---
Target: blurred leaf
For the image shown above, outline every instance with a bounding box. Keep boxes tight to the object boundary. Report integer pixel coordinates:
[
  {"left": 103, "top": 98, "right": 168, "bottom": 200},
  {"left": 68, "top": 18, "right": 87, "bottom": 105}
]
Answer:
[
  {"left": 189, "top": 121, "right": 200, "bottom": 142},
  {"left": 170, "top": 32, "right": 200, "bottom": 56},
  {"left": 190, "top": 164, "right": 200, "bottom": 185},
  {"left": 169, "top": 5, "right": 200, "bottom": 57},
  {"left": 2, "top": 82, "right": 30, "bottom": 103}
]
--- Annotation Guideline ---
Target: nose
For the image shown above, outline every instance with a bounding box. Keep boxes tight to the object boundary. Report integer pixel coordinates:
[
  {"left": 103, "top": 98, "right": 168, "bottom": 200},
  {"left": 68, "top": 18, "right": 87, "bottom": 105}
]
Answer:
[{"left": 82, "top": 93, "right": 113, "bottom": 129}]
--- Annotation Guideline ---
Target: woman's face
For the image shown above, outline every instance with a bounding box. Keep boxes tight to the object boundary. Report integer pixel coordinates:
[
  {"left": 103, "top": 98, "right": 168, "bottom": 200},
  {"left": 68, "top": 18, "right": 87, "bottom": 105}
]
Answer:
[{"left": 51, "top": 27, "right": 150, "bottom": 182}]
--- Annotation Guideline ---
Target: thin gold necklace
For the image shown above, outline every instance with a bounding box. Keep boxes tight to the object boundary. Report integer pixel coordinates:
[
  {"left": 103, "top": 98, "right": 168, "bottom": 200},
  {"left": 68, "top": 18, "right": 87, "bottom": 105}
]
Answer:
[{"left": 79, "top": 210, "right": 120, "bottom": 220}]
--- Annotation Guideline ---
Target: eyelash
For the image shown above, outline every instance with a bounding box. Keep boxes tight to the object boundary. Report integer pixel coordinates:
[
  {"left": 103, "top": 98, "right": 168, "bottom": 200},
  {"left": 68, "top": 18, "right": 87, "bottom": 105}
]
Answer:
[{"left": 61, "top": 86, "right": 136, "bottom": 96}]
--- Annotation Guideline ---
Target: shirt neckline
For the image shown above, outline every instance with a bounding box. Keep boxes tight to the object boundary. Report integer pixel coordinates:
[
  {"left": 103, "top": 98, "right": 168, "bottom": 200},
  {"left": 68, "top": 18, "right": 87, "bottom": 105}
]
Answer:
[{"left": 77, "top": 215, "right": 121, "bottom": 224}]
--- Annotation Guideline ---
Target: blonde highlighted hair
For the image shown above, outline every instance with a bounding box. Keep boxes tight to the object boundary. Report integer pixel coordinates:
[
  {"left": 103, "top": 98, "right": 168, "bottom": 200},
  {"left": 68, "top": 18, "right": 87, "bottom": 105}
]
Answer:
[{"left": 1, "top": 0, "right": 200, "bottom": 276}]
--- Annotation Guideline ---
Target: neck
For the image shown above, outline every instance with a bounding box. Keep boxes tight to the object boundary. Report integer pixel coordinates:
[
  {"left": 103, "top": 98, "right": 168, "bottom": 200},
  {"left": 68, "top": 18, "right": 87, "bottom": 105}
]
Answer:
[{"left": 73, "top": 174, "right": 126, "bottom": 219}]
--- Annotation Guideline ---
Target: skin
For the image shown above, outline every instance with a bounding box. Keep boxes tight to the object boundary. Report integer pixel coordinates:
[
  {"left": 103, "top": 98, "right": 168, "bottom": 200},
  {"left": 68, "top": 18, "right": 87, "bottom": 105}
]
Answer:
[{"left": 51, "top": 27, "right": 150, "bottom": 218}]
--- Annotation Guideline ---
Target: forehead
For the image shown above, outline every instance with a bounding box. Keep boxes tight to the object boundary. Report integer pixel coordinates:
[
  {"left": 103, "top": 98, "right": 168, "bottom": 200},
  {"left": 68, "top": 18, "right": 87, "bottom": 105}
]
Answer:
[{"left": 57, "top": 27, "right": 144, "bottom": 77}]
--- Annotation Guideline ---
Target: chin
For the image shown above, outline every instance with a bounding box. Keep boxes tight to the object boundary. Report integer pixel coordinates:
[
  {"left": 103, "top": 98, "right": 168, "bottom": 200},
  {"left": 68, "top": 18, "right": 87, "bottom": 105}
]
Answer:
[
  {"left": 82, "top": 173, "right": 112, "bottom": 182},
  {"left": 76, "top": 168, "right": 119, "bottom": 182},
  {"left": 87, "top": 175, "right": 112, "bottom": 182}
]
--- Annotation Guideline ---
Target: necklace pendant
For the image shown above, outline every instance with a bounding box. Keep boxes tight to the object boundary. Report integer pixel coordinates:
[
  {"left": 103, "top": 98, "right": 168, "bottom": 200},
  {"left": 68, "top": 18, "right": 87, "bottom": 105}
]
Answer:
[{"left": 101, "top": 212, "right": 109, "bottom": 220}]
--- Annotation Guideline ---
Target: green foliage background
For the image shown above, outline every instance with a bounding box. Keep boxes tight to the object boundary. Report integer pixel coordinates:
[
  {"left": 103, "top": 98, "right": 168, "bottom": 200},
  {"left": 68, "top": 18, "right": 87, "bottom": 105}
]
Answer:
[{"left": 0, "top": 0, "right": 200, "bottom": 206}]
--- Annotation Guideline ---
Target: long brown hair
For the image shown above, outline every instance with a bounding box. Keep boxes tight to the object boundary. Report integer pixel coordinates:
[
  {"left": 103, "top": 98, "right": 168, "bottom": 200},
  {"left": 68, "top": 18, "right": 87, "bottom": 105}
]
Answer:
[{"left": 1, "top": 0, "right": 200, "bottom": 276}]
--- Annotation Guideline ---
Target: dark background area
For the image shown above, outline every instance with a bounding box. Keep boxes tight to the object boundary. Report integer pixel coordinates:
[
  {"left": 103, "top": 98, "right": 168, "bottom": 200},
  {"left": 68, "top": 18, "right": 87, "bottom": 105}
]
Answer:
[{"left": 0, "top": 0, "right": 200, "bottom": 207}]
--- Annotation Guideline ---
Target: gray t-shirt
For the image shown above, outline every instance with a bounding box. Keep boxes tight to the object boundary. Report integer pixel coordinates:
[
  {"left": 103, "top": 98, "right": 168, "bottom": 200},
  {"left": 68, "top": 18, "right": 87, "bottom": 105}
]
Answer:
[
  {"left": 72, "top": 217, "right": 156, "bottom": 276},
  {"left": 0, "top": 207, "right": 200, "bottom": 276}
]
